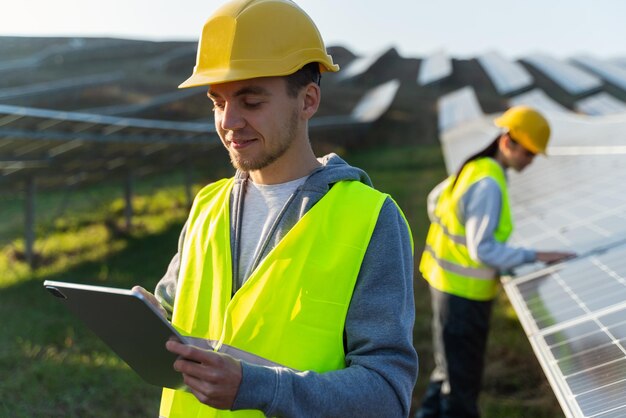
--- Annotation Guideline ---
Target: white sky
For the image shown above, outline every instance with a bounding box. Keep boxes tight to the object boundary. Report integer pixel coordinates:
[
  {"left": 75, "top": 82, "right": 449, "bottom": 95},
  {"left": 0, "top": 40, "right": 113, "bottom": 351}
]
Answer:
[{"left": 1, "top": 0, "right": 625, "bottom": 60}]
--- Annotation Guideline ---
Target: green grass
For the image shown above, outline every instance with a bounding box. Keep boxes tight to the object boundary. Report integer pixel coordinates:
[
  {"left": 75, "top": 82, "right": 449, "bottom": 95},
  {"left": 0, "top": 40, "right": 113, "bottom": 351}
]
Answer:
[
  {"left": 0, "top": 181, "right": 191, "bottom": 417},
  {"left": 0, "top": 144, "right": 564, "bottom": 417}
]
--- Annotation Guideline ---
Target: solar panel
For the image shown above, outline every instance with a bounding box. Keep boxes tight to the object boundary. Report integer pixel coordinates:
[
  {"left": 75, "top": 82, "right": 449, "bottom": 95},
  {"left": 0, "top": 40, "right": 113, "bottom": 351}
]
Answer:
[
  {"left": 575, "top": 93, "right": 626, "bottom": 116},
  {"left": 509, "top": 88, "right": 570, "bottom": 114},
  {"left": 437, "top": 86, "right": 484, "bottom": 132},
  {"left": 81, "top": 88, "right": 204, "bottom": 116},
  {"left": 0, "top": 72, "right": 125, "bottom": 102},
  {"left": 505, "top": 143, "right": 626, "bottom": 417},
  {"left": 572, "top": 55, "right": 626, "bottom": 91},
  {"left": 504, "top": 244, "right": 626, "bottom": 418},
  {"left": 418, "top": 50, "right": 452, "bottom": 86},
  {"left": 349, "top": 79, "right": 400, "bottom": 123},
  {"left": 0, "top": 104, "right": 219, "bottom": 190},
  {"left": 335, "top": 48, "right": 388, "bottom": 81},
  {"left": 523, "top": 53, "right": 602, "bottom": 96},
  {"left": 477, "top": 51, "right": 534, "bottom": 95}
]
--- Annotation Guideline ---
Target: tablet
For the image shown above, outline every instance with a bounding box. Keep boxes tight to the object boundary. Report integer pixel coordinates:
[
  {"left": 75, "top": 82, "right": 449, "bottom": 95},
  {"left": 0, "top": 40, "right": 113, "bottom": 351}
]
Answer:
[{"left": 43, "top": 280, "right": 186, "bottom": 389}]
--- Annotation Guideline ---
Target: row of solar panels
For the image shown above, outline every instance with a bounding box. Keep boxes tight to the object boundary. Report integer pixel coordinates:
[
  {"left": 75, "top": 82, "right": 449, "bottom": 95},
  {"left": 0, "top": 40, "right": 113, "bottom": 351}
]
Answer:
[
  {"left": 338, "top": 47, "right": 626, "bottom": 97},
  {"left": 417, "top": 50, "right": 626, "bottom": 94},
  {"left": 9, "top": 38, "right": 623, "bottom": 97},
  {"left": 438, "top": 85, "right": 626, "bottom": 134},
  {"left": 0, "top": 79, "right": 400, "bottom": 192},
  {"left": 438, "top": 97, "right": 626, "bottom": 417},
  {"left": 5, "top": 40, "right": 625, "bottom": 120}
]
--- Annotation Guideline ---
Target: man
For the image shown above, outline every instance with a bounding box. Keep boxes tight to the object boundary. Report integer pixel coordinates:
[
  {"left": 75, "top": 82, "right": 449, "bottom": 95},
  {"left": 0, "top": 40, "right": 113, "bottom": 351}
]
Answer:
[
  {"left": 138, "top": 0, "right": 418, "bottom": 416},
  {"left": 415, "top": 106, "right": 575, "bottom": 418}
]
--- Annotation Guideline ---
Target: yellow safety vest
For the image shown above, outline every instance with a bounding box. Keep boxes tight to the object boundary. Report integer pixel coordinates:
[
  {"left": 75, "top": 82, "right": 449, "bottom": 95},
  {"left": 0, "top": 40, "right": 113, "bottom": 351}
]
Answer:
[
  {"left": 160, "top": 178, "right": 394, "bottom": 417},
  {"left": 420, "top": 157, "right": 513, "bottom": 301}
]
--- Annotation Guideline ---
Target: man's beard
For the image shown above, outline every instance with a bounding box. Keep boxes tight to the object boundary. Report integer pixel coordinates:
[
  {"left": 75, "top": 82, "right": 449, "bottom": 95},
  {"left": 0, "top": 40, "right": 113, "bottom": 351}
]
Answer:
[{"left": 228, "top": 109, "right": 299, "bottom": 172}]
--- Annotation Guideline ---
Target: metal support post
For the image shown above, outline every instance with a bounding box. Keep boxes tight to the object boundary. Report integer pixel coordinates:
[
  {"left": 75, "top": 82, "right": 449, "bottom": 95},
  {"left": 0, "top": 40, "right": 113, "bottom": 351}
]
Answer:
[{"left": 24, "top": 177, "right": 35, "bottom": 269}]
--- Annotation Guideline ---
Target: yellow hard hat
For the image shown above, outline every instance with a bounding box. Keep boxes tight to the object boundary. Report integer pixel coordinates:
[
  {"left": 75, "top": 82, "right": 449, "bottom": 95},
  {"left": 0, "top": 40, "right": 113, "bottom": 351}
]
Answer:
[
  {"left": 179, "top": 0, "right": 339, "bottom": 88},
  {"left": 494, "top": 106, "right": 551, "bottom": 155}
]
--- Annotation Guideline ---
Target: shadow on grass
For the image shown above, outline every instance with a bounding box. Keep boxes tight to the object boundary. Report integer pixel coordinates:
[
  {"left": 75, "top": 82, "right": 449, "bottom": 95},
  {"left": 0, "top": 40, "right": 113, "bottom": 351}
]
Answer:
[{"left": 0, "top": 220, "right": 184, "bottom": 418}]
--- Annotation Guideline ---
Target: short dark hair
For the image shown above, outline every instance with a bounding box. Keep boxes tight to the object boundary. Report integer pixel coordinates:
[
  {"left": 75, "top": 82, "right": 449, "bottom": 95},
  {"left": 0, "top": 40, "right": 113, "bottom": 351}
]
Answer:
[{"left": 285, "top": 62, "right": 321, "bottom": 97}]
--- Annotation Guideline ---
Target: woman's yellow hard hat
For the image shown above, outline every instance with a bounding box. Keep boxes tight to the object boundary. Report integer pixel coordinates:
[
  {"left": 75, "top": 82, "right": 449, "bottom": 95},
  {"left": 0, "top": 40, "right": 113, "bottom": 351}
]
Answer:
[{"left": 494, "top": 106, "right": 551, "bottom": 155}]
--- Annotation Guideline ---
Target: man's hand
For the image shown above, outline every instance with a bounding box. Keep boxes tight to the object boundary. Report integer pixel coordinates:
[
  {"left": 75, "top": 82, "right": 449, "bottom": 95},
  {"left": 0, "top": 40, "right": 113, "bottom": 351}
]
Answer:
[
  {"left": 166, "top": 339, "right": 243, "bottom": 410},
  {"left": 132, "top": 286, "right": 168, "bottom": 318}
]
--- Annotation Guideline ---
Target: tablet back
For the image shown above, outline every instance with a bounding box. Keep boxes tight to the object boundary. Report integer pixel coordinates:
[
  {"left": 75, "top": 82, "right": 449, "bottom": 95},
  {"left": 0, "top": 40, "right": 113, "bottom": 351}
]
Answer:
[{"left": 43, "top": 280, "right": 185, "bottom": 389}]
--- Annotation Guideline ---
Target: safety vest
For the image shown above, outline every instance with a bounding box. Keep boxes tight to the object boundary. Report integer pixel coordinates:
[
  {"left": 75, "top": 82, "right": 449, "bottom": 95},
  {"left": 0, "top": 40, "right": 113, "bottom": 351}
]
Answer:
[
  {"left": 420, "top": 157, "right": 513, "bottom": 301},
  {"left": 160, "top": 178, "right": 394, "bottom": 417}
]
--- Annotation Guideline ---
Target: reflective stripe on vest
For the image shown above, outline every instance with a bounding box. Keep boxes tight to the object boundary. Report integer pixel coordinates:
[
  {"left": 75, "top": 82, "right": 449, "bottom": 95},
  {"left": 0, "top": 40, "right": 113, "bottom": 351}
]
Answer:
[
  {"left": 160, "top": 179, "right": 392, "bottom": 418},
  {"left": 419, "top": 157, "right": 513, "bottom": 301}
]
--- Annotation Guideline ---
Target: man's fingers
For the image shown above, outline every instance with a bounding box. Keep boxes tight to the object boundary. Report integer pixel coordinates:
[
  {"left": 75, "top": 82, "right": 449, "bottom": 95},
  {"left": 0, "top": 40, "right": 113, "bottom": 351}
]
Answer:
[
  {"left": 166, "top": 340, "right": 242, "bottom": 409},
  {"left": 167, "top": 340, "right": 216, "bottom": 365}
]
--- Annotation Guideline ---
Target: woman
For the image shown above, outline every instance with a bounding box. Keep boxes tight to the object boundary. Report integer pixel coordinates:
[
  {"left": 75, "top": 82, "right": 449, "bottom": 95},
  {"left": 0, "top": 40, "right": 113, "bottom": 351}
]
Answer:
[{"left": 415, "top": 106, "right": 574, "bottom": 418}]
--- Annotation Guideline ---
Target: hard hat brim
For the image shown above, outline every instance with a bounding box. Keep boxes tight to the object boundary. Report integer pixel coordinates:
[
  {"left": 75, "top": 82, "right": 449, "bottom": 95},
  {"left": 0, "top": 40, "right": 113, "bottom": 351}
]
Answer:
[{"left": 179, "top": 62, "right": 340, "bottom": 89}]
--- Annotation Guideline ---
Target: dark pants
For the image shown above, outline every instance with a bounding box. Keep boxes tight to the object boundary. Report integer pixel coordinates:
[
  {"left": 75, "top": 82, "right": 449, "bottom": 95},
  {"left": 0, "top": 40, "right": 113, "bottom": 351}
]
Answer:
[{"left": 415, "top": 286, "right": 493, "bottom": 418}]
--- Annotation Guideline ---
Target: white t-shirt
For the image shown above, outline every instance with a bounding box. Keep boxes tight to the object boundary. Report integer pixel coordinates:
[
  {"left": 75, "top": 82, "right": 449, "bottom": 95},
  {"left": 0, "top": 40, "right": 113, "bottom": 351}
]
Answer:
[{"left": 237, "top": 176, "right": 308, "bottom": 287}]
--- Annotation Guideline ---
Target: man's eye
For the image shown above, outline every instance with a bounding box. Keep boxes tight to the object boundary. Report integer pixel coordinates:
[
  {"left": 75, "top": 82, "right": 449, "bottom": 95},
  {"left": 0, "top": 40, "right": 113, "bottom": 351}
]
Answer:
[
  {"left": 244, "top": 102, "right": 262, "bottom": 109},
  {"left": 212, "top": 103, "right": 225, "bottom": 111}
]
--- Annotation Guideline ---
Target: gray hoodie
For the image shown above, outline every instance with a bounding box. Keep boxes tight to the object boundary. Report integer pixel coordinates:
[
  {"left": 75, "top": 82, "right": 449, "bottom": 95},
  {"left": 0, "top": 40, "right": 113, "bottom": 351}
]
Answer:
[{"left": 155, "top": 153, "right": 418, "bottom": 417}]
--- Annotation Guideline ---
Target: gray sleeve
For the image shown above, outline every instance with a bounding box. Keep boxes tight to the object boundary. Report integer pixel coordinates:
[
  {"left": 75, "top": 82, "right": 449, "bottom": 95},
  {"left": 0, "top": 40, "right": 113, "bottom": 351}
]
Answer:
[
  {"left": 426, "top": 178, "right": 449, "bottom": 221},
  {"left": 232, "top": 198, "right": 418, "bottom": 417},
  {"left": 154, "top": 221, "right": 188, "bottom": 318},
  {"left": 461, "top": 178, "right": 535, "bottom": 271}
]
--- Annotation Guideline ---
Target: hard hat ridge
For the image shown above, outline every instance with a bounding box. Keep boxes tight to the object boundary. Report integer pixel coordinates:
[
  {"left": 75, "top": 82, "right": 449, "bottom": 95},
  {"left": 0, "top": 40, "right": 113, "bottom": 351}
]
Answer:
[{"left": 179, "top": 0, "right": 339, "bottom": 88}]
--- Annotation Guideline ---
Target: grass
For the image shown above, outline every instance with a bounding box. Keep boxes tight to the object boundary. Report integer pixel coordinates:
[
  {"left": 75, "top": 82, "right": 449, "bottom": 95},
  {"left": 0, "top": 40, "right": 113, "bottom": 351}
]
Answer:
[
  {"left": 0, "top": 144, "right": 564, "bottom": 417},
  {"left": 0, "top": 178, "right": 192, "bottom": 417}
]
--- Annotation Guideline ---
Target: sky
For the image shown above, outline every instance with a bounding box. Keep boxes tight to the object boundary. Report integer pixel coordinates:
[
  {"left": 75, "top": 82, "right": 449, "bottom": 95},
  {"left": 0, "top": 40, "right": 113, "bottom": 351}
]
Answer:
[{"left": 1, "top": 0, "right": 625, "bottom": 60}]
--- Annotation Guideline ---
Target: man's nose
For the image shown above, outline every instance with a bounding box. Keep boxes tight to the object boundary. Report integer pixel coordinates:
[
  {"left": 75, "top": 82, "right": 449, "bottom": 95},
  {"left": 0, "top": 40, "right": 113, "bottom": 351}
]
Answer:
[{"left": 220, "top": 103, "right": 245, "bottom": 131}]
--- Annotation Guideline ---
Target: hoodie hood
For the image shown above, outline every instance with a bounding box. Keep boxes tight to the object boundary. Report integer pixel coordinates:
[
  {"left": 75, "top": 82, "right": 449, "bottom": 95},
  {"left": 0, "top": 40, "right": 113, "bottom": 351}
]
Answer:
[
  {"left": 234, "top": 152, "right": 373, "bottom": 191},
  {"left": 294, "top": 152, "right": 373, "bottom": 198}
]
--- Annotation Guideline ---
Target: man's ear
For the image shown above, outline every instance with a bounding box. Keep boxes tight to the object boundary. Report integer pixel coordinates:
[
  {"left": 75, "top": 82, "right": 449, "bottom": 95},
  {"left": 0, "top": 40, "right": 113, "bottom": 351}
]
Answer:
[{"left": 301, "top": 82, "right": 321, "bottom": 120}]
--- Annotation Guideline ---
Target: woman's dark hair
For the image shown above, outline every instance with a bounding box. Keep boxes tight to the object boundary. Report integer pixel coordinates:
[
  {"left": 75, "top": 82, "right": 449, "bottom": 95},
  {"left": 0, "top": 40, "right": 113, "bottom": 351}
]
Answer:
[
  {"left": 285, "top": 62, "right": 321, "bottom": 97},
  {"left": 450, "top": 135, "right": 501, "bottom": 190}
]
